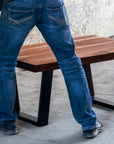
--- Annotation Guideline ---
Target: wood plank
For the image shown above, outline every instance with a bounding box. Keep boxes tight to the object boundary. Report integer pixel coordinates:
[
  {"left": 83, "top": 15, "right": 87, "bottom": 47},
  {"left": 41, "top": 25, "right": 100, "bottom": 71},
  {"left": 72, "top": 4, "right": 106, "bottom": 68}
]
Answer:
[
  {"left": 18, "top": 53, "right": 54, "bottom": 62},
  {"left": 73, "top": 35, "right": 97, "bottom": 40},
  {"left": 19, "top": 41, "right": 114, "bottom": 62},
  {"left": 19, "top": 46, "right": 52, "bottom": 56},
  {"left": 22, "top": 42, "right": 47, "bottom": 50},
  {"left": 76, "top": 42, "right": 114, "bottom": 57},
  {"left": 21, "top": 36, "right": 112, "bottom": 52},
  {"left": 75, "top": 38, "right": 113, "bottom": 47},
  {"left": 19, "top": 37, "right": 113, "bottom": 57},
  {"left": 21, "top": 35, "right": 96, "bottom": 50}
]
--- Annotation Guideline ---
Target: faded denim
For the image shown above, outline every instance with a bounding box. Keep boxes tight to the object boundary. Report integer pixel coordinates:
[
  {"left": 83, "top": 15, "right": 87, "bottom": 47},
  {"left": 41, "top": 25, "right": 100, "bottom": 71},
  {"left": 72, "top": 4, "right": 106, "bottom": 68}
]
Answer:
[{"left": 0, "top": 0, "right": 97, "bottom": 130}]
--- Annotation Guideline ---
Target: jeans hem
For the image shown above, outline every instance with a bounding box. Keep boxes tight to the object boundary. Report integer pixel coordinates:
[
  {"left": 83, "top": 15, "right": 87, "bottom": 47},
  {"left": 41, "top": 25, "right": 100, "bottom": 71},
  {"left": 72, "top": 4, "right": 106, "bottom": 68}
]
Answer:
[{"left": 82, "top": 121, "right": 97, "bottom": 130}]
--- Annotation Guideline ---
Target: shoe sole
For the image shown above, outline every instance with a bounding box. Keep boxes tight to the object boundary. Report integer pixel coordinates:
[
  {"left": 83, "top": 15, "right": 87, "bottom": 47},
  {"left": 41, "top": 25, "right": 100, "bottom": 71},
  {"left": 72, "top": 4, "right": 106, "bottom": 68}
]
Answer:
[
  {"left": 0, "top": 128, "right": 18, "bottom": 135},
  {"left": 4, "top": 130, "right": 18, "bottom": 135},
  {"left": 84, "top": 127, "right": 103, "bottom": 139}
]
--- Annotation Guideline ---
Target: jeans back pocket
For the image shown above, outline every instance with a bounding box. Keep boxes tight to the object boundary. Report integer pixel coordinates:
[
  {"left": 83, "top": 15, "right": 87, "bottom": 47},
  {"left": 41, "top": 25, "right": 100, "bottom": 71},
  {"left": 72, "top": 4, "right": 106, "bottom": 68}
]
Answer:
[
  {"left": 48, "top": 5, "right": 69, "bottom": 29},
  {"left": 8, "top": 7, "right": 34, "bottom": 31}
]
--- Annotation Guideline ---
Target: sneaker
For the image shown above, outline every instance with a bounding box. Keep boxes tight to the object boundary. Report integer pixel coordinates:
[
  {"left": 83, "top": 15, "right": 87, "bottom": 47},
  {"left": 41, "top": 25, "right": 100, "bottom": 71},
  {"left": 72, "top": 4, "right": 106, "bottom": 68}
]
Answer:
[
  {"left": 0, "top": 121, "right": 18, "bottom": 135},
  {"left": 83, "top": 121, "right": 103, "bottom": 139}
]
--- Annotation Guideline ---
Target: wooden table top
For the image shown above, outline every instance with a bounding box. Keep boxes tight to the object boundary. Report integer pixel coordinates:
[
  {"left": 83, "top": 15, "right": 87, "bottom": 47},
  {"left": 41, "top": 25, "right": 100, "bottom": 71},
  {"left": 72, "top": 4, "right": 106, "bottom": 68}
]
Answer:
[{"left": 17, "top": 35, "right": 114, "bottom": 72}]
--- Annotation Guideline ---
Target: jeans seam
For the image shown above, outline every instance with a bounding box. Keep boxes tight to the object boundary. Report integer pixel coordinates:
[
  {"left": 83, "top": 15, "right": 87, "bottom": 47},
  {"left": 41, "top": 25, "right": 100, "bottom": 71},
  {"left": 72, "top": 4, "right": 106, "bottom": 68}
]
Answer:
[
  {"left": 42, "top": 0, "right": 62, "bottom": 7},
  {"left": 82, "top": 121, "right": 97, "bottom": 130}
]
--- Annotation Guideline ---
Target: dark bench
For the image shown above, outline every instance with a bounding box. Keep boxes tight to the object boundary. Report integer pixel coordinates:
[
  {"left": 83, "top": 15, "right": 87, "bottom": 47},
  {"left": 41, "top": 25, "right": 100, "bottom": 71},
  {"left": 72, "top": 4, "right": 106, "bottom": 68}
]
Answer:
[{"left": 15, "top": 35, "right": 114, "bottom": 126}]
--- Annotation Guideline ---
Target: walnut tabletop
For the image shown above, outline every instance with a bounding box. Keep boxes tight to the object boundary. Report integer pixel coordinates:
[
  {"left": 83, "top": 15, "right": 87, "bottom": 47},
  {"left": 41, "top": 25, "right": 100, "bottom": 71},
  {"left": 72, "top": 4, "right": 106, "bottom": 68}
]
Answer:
[{"left": 17, "top": 35, "right": 114, "bottom": 72}]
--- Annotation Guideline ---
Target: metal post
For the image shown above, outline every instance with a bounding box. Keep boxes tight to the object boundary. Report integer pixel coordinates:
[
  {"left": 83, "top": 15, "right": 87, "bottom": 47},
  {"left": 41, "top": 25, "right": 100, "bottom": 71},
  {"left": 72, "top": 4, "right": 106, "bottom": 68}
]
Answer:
[
  {"left": 83, "top": 64, "right": 95, "bottom": 98},
  {"left": 83, "top": 64, "right": 114, "bottom": 109},
  {"left": 14, "top": 73, "right": 20, "bottom": 116},
  {"left": 18, "top": 70, "right": 53, "bottom": 126},
  {"left": 38, "top": 70, "right": 53, "bottom": 126}
]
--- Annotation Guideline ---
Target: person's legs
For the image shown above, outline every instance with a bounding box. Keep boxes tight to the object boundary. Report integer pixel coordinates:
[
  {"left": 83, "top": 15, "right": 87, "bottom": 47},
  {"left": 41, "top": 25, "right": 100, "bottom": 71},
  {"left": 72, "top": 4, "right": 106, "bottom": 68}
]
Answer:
[
  {"left": 0, "top": 0, "right": 41, "bottom": 134},
  {"left": 37, "top": 0, "right": 98, "bottom": 131}
]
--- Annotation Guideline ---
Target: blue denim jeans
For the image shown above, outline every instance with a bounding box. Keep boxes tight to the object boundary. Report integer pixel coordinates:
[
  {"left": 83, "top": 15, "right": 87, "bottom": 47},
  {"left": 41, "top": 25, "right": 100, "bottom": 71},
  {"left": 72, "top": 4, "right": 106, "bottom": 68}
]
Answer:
[{"left": 0, "top": 0, "right": 97, "bottom": 130}]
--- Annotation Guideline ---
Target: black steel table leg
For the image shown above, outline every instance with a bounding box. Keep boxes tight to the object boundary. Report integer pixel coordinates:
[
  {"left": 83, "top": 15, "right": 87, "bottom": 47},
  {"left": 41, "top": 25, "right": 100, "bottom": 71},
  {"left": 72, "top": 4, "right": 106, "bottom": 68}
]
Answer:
[
  {"left": 18, "top": 70, "right": 53, "bottom": 126},
  {"left": 83, "top": 64, "right": 95, "bottom": 97},
  {"left": 38, "top": 70, "right": 53, "bottom": 126},
  {"left": 93, "top": 97, "right": 114, "bottom": 109},
  {"left": 14, "top": 74, "right": 20, "bottom": 116},
  {"left": 83, "top": 64, "right": 114, "bottom": 110}
]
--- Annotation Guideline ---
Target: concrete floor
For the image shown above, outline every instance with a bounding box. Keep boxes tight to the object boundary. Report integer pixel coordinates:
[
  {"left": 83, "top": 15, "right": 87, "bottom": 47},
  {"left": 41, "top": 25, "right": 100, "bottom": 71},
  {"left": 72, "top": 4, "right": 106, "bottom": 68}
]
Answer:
[{"left": 0, "top": 60, "right": 114, "bottom": 144}]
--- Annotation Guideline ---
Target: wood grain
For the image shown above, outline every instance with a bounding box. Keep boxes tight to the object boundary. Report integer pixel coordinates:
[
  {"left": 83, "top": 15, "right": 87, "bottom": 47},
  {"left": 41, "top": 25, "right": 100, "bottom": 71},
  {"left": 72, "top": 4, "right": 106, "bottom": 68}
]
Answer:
[{"left": 17, "top": 35, "right": 114, "bottom": 72}]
